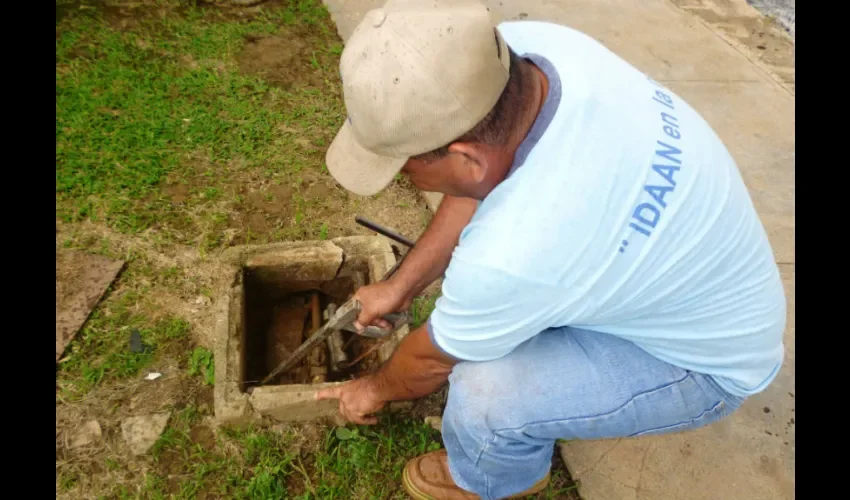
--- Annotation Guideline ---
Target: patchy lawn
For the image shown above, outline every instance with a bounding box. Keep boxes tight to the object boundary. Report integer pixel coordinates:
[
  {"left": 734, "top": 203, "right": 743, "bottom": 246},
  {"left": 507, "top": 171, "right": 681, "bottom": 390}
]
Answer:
[
  {"left": 56, "top": 0, "right": 430, "bottom": 247},
  {"left": 55, "top": 1, "right": 579, "bottom": 498}
]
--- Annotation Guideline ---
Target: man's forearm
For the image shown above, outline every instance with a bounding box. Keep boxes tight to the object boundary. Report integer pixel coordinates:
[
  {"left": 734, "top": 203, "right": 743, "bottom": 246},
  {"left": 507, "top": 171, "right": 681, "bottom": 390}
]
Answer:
[
  {"left": 388, "top": 195, "right": 478, "bottom": 300},
  {"left": 315, "top": 324, "right": 458, "bottom": 424},
  {"left": 370, "top": 325, "right": 457, "bottom": 402}
]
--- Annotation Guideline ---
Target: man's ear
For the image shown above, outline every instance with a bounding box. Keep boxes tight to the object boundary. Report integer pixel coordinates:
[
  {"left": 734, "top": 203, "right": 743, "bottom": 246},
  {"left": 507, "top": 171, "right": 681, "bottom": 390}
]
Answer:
[{"left": 447, "top": 142, "right": 488, "bottom": 183}]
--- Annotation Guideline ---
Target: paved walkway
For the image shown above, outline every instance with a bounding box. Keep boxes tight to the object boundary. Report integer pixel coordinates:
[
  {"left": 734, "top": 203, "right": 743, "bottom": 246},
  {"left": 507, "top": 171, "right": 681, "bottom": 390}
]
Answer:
[{"left": 322, "top": 1, "right": 795, "bottom": 498}]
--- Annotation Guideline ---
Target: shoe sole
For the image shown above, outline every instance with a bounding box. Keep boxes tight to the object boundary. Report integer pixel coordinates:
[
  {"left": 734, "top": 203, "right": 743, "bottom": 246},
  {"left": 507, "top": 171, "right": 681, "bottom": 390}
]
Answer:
[
  {"left": 401, "top": 465, "right": 550, "bottom": 499},
  {"left": 402, "top": 465, "right": 436, "bottom": 500}
]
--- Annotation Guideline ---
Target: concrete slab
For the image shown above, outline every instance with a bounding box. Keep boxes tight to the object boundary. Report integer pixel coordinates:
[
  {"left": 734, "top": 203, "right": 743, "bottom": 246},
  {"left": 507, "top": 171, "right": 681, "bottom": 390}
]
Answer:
[
  {"left": 322, "top": 0, "right": 382, "bottom": 42},
  {"left": 56, "top": 250, "right": 125, "bottom": 361},
  {"left": 324, "top": 0, "right": 763, "bottom": 82},
  {"left": 668, "top": 0, "right": 794, "bottom": 87},
  {"left": 214, "top": 237, "right": 409, "bottom": 424},
  {"left": 68, "top": 420, "right": 103, "bottom": 449},
  {"left": 497, "top": 0, "right": 767, "bottom": 83},
  {"left": 121, "top": 413, "right": 171, "bottom": 456}
]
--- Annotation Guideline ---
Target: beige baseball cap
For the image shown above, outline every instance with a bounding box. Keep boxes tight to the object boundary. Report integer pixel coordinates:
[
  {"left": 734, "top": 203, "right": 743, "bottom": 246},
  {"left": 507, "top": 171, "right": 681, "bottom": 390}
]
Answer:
[{"left": 326, "top": 0, "right": 511, "bottom": 196}]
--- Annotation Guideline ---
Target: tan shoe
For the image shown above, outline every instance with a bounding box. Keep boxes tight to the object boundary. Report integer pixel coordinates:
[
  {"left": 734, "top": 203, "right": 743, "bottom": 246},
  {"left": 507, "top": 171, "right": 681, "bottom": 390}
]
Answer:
[{"left": 402, "top": 449, "right": 549, "bottom": 500}]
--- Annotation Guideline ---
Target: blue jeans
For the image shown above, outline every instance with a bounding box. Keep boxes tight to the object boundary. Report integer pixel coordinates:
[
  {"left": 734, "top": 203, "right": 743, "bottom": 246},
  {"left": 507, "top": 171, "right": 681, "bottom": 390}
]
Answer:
[{"left": 441, "top": 327, "right": 745, "bottom": 499}]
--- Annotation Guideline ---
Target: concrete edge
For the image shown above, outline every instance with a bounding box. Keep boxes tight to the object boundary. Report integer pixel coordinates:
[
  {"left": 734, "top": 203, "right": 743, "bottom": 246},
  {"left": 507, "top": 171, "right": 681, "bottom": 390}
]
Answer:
[
  {"left": 214, "top": 237, "right": 406, "bottom": 424},
  {"left": 660, "top": 0, "right": 794, "bottom": 95}
]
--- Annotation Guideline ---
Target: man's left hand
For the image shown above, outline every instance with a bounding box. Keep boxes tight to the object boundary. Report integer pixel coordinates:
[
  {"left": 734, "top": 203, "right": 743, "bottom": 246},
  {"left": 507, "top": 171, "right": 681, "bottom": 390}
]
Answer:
[{"left": 316, "top": 375, "right": 387, "bottom": 425}]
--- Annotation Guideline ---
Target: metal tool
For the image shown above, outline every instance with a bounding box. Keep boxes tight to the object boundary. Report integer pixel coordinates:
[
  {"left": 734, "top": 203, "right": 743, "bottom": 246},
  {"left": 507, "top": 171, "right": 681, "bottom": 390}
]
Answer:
[
  {"left": 338, "top": 312, "right": 408, "bottom": 338},
  {"left": 259, "top": 217, "right": 417, "bottom": 386},
  {"left": 355, "top": 216, "right": 416, "bottom": 248},
  {"left": 324, "top": 303, "right": 348, "bottom": 372},
  {"left": 355, "top": 216, "right": 415, "bottom": 280},
  {"left": 337, "top": 337, "right": 392, "bottom": 370},
  {"left": 259, "top": 299, "right": 409, "bottom": 385}
]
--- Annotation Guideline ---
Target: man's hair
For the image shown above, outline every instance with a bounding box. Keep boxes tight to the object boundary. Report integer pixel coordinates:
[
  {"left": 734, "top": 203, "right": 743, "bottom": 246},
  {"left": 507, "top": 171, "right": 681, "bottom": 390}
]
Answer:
[{"left": 412, "top": 47, "right": 528, "bottom": 163}]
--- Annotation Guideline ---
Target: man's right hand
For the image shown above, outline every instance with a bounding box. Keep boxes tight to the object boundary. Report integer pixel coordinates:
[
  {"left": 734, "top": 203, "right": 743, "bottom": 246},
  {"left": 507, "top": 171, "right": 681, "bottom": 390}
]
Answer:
[
  {"left": 350, "top": 196, "right": 478, "bottom": 333},
  {"left": 353, "top": 280, "right": 412, "bottom": 332}
]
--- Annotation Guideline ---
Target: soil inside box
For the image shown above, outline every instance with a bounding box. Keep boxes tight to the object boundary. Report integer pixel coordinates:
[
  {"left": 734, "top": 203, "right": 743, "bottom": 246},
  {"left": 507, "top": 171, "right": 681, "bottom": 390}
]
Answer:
[{"left": 242, "top": 267, "right": 380, "bottom": 390}]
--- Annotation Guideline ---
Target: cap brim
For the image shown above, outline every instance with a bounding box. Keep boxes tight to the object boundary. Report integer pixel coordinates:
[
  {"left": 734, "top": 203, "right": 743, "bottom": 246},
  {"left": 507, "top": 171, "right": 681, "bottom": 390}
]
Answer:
[{"left": 326, "top": 121, "right": 408, "bottom": 197}]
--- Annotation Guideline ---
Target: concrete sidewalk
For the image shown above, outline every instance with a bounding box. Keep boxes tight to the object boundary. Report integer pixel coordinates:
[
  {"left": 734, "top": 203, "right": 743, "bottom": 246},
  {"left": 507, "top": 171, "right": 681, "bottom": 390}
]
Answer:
[{"left": 322, "top": 1, "right": 795, "bottom": 498}]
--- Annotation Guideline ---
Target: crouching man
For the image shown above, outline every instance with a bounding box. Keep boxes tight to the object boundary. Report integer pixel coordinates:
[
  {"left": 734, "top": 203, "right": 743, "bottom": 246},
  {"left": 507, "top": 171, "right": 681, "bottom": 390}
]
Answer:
[{"left": 317, "top": 1, "right": 786, "bottom": 498}]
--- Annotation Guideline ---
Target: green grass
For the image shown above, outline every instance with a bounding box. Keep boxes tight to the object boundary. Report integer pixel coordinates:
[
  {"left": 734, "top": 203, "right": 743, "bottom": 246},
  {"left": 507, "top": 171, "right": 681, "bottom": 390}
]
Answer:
[
  {"left": 56, "top": 242, "right": 197, "bottom": 400},
  {"left": 127, "top": 407, "right": 444, "bottom": 499},
  {"left": 411, "top": 292, "right": 440, "bottom": 328},
  {"left": 82, "top": 404, "right": 575, "bottom": 499},
  {"left": 56, "top": 283, "right": 191, "bottom": 400},
  {"left": 188, "top": 346, "right": 215, "bottom": 385},
  {"left": 311, "top": 419, "right": 443, "bottom": 498},
  {"left": 56, "top": 0, "right": 345, "bottom": 241},
  {"left": 55, "top": 0, "right": 348, "bottom": 398}
]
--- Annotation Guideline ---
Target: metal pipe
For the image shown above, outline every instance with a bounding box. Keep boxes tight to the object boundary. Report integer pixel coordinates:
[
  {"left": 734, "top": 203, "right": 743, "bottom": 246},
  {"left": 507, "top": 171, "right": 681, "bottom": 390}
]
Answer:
[
  {"left": 310, "top": 292, "right": 321, "bottom": 333},
  {"left": 381, "top": 254, "right": 405, "bottom": 281},
  {"left": 325, "top": 303, "right": 348, "bottom": 372},
  {"left": 355, "top": 216, "right": 416, "bottom": 248},
  {"left": 308, "top": 292, "right": 325, "bottom": 382}
]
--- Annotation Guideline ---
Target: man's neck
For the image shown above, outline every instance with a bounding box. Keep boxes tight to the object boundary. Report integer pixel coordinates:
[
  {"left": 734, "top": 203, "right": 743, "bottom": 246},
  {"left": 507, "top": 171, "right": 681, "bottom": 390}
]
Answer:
[
  {"left": 509, "top": 62, "right": 550, "bottom": 158},
  {"left": 468, "top": 60, "right": 551, "bottom": 200}
]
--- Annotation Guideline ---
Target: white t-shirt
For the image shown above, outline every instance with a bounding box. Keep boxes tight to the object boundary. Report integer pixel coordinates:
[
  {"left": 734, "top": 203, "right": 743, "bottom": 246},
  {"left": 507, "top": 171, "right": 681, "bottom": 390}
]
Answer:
[{"left": 427, "top": 21, "right": 786, "bottom": 398}]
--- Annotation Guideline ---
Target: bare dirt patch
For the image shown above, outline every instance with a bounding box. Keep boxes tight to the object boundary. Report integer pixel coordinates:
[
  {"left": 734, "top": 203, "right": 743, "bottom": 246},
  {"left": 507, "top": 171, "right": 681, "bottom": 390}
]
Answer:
[
  {"left": 56, "top": 364, "right": 214, "bottom": 496},
  {"left": 305, "top": 181, "right": 332, "bottom": 200},
  {"left": 162, "top": 183, "right": 190, "bottom": 204},
  {"left": 56, "top": 0, "right": 184, "bottom": 30},
  {"left": 244, "top": 186, "right": 293, "bottom": 216},
  {"left": 238, "top": 29, "right": 325, "bottom": 89}
]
